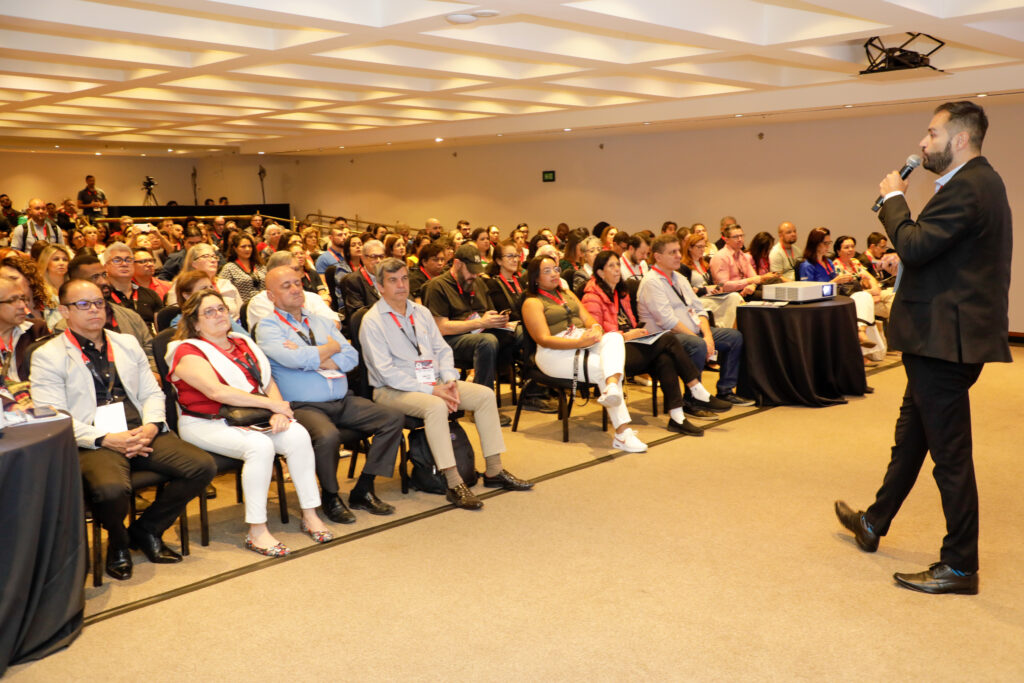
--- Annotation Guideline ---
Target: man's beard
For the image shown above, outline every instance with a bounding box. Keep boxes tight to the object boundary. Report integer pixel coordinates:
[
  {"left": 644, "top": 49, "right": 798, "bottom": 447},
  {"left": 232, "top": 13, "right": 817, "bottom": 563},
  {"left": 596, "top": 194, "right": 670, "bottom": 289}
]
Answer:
[{"left": 923, "top": 140, "right": 953, "bottom": 174}]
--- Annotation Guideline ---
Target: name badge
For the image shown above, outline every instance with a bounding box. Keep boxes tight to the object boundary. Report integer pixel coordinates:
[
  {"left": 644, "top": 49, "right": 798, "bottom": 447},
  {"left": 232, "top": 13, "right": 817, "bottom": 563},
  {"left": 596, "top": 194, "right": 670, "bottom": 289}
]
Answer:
[
  {"left": 316, "top": 369, "right": 346, "bottom": 380},
  {"left": 687, "top": 308, "right": 702, "bottom": 328},
  {"left": 94, "top": 401, "right": 128, "bottom": 434},
  {"left": 415, "top": 359, "right": 437, "bottom": 386}
]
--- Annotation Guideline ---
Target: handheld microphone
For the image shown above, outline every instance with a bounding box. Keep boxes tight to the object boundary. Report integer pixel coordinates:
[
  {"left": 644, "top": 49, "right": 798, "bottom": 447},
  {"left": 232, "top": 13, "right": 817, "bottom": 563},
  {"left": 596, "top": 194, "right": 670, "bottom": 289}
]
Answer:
[{"left": 871, "top": 154, "right": 921, "bottom": 212}]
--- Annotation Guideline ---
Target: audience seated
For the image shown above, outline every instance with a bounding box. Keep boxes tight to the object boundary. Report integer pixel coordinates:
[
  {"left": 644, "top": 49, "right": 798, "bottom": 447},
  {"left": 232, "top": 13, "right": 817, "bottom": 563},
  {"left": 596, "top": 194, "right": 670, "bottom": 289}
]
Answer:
[
  {"left": 157, "top": 226, "right": 204, "bottom": 281},
  {"left": 422, "top": 243, "right": 515, "bottom": 426},
  {"left": 678, "top": 233, "right": 743, "bottom": 329},
  {"left": 248, "top": 252, "right": 337, "bottom": 331},
  {"left": 581, "top": 250, "right": 732, "bottom": 435},
  {"left": 31, "top": 279, "right": 215, "bottom": 580},
  {"left": 637, "top": 235, "right": 753, "bottom": 407},
  {"left": 768, "top": 221, "right": 800, "bottom": 281},
  {"left": 0, "top": 276, "right": 49, "bottom": 409},
  {"left": 520, "top": 254, "right": 648, "bottom": 453},
  {"left": 167, "top": 288, "right": 332, "bottom": 556},
  {"left": 132, "top": 247, "right": 171, "bottom": 300},
  {"left": 219, "top": 232, "right": 266, "bottom": 304},
  {"left": 833, "top": 235, "right": 894, "bottom": 320},
  {"left": 314, "top": 219, "right": 350, "bottom": 274},
  {"left": 709, "top": 224, "right": 779, "bottom": 298},
  {"left": 748, "top": 232, "right": 775, "bottom": 276},
  {"left": 570, "top": 236, "right": 602, "bottom": 297},
  {"left": 408, "top": 241, "right": 445, "bottom": 303},
  {"left": 255, "top": 265, "right": 405, "bottom": 523},
  {"left": 340, "top": 239, "right": 383, "bottom": 326},
  {"left": 164, "top": 243, "right": 242, "bottom": 320},
  {"left": 360, "top": 257, "right": 532, "bottom": 510}
]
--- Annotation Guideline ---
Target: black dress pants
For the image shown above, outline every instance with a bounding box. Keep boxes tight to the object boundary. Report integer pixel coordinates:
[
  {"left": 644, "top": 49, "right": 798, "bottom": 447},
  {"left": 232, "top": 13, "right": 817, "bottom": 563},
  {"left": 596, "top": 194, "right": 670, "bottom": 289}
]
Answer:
[
  {"left": 623, "top": 333, "right": 700, "bottom": 413},
  {"left": 865, "top": 353, "right": 984, "bottom": 572},
  {"left": 292, "top": 395, "right": 404, "bottom": 493},
  {"left": 79, "top": 433, "right": 216, "bottom": 549}
]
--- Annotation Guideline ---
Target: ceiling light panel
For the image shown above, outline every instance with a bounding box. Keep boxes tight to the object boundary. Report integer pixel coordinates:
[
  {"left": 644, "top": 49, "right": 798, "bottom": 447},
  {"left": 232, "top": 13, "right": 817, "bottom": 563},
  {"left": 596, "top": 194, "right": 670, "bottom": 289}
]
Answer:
[
  {"left": 657, "top": 59, "right": 848, "bottom": 87},
  {"left": 425, "top": 21, "right": 714, "bottom": 64},
  {"left": 188, "top": 0, "right": 469, "bottom": 28},
  {"left": 232, "top": 63, "right": 484, "bottom": 92},
  {"left": 547, "top": 75, "right": 749, "bottom": 98},
  {"left": 384, "top": 97, "right": 564, "bottom": 115},
  {"left": 456, "top": 86, "right": 645, "bottom": 107}
]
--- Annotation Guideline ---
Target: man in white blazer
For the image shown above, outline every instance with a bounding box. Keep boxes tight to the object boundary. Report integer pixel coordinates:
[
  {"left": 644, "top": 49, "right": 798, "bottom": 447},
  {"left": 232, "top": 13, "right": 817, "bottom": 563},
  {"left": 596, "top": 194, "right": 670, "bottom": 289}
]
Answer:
[{"left": 30, "top": 279, "right": 215, "bottom": 581}]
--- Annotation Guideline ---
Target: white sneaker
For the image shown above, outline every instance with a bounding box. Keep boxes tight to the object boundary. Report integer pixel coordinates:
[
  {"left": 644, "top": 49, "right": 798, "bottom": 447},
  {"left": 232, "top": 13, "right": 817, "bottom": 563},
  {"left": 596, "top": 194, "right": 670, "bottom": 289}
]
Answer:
[
  {"left": 598, "top": 382, "right": 623, "bottom": 408},
  {"left": 612, "top": 428, "right": 647, "bottom": 453},
  {"left": 632, "top": 374, "right": 653, "bottom": 387}
]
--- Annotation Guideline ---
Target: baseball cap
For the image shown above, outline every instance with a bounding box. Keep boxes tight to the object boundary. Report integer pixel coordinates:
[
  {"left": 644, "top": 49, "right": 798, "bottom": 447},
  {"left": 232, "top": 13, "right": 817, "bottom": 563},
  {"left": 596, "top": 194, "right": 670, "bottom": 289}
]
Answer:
[{"left": 454, "top": 244, "right": 485, "bottom": 274}]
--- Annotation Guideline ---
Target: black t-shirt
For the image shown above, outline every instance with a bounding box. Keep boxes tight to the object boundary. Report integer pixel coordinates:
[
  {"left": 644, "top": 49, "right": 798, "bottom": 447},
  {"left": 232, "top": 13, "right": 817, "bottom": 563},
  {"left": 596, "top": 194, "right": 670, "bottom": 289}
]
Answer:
[
  {"left": 106, "top": 283, "right": 163, "bottom": 326},
  {"left": 408, "top": 266, "right": 431, "bottom": 301},
  {"left": 77, "top": 186, "right": 106, "bottom": 215},
  {"left": 422, "top": 271, "right": 490, "bottom": 325},
  {"left": 72, "top": 330, "right": 143, "bottom": 430}
]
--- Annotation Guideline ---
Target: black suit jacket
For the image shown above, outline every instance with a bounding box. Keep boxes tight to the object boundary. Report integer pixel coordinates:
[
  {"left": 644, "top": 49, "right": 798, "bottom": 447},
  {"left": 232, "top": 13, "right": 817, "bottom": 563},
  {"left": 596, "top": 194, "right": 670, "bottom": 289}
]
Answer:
[
  {"left": 879, "top": 156, "right": 1011, "bottom": 364},
  {"left": 340, "top": 270, "right": 380, "bottom": 324}
]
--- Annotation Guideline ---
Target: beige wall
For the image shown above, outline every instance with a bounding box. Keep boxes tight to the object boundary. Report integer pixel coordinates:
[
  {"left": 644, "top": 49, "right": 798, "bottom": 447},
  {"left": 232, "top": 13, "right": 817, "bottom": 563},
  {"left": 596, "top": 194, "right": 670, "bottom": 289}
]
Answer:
[{"left": 3, "top": 100, "right": 1021, "bottom": 330}]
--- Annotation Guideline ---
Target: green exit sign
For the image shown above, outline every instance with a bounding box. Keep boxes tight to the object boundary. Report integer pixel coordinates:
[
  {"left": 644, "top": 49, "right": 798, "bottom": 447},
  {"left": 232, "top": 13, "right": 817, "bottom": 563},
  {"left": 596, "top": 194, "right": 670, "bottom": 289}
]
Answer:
[{"left": 542, "top": 170, "right": 556, "bottom": 182}]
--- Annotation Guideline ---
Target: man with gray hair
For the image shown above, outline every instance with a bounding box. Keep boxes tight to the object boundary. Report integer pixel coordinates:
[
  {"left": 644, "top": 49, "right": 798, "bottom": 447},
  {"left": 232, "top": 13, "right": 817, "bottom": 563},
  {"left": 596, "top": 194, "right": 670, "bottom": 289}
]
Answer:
[
  {"left": 360, "top": 258, "right": 532, "bottom": 509},
  {"left": 103, "top": 242, "right": 162, "bottom": 328},
  {"left": 339, "top": 239, "right": 384, "bottom": 328}
]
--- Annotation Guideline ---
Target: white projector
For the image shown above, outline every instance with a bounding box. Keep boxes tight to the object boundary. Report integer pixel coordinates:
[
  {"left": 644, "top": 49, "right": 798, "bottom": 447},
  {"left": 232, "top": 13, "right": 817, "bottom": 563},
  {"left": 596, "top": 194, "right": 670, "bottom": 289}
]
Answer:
[{"left": 762, "top": 281, "right": 836, "bottom": 303}]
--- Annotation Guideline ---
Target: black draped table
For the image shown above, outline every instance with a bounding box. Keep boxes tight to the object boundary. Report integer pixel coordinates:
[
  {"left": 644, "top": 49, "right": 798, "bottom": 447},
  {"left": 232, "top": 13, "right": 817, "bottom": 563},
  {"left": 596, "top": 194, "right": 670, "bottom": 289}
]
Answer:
[
  {"left": 0, "top": 417, "right": 85, "bottom": 676},
  {"left": 736, "top": 297, "right": 868, "bottom": 407}
]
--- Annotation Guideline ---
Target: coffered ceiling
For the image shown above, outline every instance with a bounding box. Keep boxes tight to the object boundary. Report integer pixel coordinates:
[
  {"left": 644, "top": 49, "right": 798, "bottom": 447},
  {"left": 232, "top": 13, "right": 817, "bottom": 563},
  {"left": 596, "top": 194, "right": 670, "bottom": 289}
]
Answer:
[{"left": 2, "top": 0, "right": 1023, "bottom": 156}]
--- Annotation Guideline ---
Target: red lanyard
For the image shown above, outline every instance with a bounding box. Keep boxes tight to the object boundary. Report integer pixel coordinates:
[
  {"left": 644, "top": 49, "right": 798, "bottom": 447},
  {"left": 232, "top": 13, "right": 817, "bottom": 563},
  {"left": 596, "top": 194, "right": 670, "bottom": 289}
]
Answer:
[
  {"left": 419, "top": 266, "right": 432, "bottom": 281},
  {"left": 65, "top": 328, "right": 116, "bottom": 401},
  {"left": 821, "top": 259, "right": 835, "bottom": 277},
  {"left": 109, "top": 286, "right": 138, "bottom": 305},
  {"left": 274, "top": 310, "right": 316, "bottom": 346},
  {"left": 623, "top": 259, "right": 637, "bottom": 277},
  {"left": 650, "top": 266, "right": 675, "bottom": 288},
  {"left": 537, "top": 289, "right": 566, "bottom": 306},
  {"left": 499, "top": 273, "right": 521, "bottom": 295},
  {"left": 388, "top": 311, "right": 421, "bottom": 355},
  {"left": 453, "top": 275, "right": 472, "bottom": 298},
  {"left": 360, "top": 267, "right": 378, "bottom": 292},
  {"left": 234, "top": 259, "right": 251, "bottom": 273},
  {"left": 0, "top": 332, "right": 11, "bottom": 354},
  {"left": 329, "top": 248, "right": 344, "bottom": 263}
]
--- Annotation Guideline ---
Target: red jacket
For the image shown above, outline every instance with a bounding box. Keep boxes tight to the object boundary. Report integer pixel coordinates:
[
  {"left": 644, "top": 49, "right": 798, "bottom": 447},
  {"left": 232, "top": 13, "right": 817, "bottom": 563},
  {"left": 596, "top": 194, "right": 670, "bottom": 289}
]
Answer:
[{"left": 581, "top": 278, "right": 636, "bottom": 333}]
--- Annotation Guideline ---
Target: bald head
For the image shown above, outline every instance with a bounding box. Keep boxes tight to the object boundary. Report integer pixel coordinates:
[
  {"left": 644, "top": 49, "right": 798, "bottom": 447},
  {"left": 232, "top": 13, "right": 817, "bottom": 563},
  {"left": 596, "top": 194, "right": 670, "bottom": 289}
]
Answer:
[
  {"left": 265, "top": 265, "right": 305, "bottom": 316},
  {"left": 777, "top": 221, "right": 797, "bottom": 246},
  {"left": 425, "top": 218, "right": 441, "bottom": 239}
]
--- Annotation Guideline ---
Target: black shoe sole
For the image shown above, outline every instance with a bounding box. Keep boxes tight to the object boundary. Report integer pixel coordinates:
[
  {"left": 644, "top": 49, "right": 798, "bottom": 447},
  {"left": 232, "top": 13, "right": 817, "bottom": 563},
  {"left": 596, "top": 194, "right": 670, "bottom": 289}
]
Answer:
[{"left": 893, "top": 576, "right": 978, "bottom": 595}]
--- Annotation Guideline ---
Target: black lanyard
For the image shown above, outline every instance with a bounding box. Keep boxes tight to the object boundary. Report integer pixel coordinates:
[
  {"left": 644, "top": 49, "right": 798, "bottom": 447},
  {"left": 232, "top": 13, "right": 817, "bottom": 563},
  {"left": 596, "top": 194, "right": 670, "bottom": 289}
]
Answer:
[
  {"left": 65, "top": 329, "right": 117, "bottom": 403},
  {"left": 274, "top": 311, "right": 317, "bottom": 346},
  {"left": 389, "top": 312, "right": 422, "bottom": 356}
]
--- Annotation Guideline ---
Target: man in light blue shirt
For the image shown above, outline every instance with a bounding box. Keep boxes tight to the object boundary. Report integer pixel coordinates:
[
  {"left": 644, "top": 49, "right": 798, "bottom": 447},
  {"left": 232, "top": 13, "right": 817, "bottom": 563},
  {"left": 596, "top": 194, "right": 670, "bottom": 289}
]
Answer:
[
  {"left": 256, "top": 265, "right": 404, "bottom": 523},
  {"left": 314, "top": 218, "right": 350, "bottom": 274}
]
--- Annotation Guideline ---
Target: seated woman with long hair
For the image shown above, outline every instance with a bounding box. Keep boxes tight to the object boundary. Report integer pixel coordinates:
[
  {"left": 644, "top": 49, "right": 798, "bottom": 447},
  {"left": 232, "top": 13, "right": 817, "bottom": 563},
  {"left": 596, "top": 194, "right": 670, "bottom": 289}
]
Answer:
[
  {"left": 581, "top": 250, "right": 732, "bottom": 435},
  {"left": 219, "top": 232, "right": 266, "bottom": 303},
  {"left": 36, "top": 244, "right": 71, "bottom": 328},
  {"left": 679, "top": 233, "right": 743, "bottom": 328},
  {"left": 164, "top": 243, "right": 242, "bottom": 318},
  {"left": 521, "top": 255, "right": 648, "bottom": 453},
  {"left": 798, "top": 227, "right": 879, "bottom": 358},
  {"left": 748, "top": 232, "right": 775, "bottom": 276},
  {"left": 167, "top": 288, "right": 331, "bottom": 555},
  {"left": 485, "top": 239, "right": 526, "bottom": 320}
]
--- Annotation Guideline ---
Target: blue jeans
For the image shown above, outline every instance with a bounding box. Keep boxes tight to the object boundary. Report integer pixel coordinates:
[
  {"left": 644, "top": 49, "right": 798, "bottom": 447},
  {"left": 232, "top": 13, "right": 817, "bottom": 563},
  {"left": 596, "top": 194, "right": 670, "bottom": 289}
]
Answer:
[{"left": 674, "top": 327, "right": 743, "bottom": 395}]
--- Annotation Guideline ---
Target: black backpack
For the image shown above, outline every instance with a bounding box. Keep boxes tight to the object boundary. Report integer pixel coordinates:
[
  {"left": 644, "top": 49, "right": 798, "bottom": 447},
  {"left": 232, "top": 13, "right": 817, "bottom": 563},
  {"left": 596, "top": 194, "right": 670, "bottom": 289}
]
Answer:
[{"left": 405, "top": 421, "right": 478, "bottom": 494}]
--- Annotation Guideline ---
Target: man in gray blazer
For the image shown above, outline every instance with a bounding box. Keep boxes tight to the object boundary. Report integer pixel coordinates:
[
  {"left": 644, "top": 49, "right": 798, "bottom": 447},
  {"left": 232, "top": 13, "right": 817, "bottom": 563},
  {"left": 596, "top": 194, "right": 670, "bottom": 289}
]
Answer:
[
  {"left": 835, "top": 101, "right": 1012, "bottom": 595},
  {"left": 31, "top": 279, "right": 214, "bottom": 581}
]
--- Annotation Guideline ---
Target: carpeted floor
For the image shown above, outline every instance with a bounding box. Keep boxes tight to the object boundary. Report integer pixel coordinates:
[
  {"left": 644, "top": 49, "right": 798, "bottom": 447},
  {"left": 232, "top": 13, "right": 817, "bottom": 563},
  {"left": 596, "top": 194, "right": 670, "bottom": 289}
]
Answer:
[{"left": 8, "top": 349, "right": 1024, "bottom": 681}]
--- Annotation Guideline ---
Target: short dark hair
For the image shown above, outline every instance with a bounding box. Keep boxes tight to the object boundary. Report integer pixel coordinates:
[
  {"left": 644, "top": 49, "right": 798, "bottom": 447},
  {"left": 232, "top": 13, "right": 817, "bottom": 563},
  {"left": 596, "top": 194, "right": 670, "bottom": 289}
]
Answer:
[
  {"left": 184, "top": 225, "right": 203, "bottom": 240},
  {"left": 612, "top": 231, "right": 631, "bottom": 248},
  {"left": 867, "top": 232, "right": 887, "bottom": 247},
  {"left": 650, "top": 233, "right": 680, "bottom": 255},
  {"left": 68, "top": 253, "right": 101, "bottom": 279},
  {"left": 660, "top": 221, "right": 678, "bottom": 234},
  {"left": 935, "top": 100, "right": 987, "bottom": 149},
  {"left": 417, "top": 241, "right": 445, "bottom": 264}
]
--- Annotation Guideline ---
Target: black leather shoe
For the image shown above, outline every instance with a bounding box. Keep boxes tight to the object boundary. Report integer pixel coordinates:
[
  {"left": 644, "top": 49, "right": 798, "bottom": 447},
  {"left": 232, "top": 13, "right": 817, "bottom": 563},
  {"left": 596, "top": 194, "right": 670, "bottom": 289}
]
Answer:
[
  {"left": 667, "top": 418, "right": 703, "bottom": 436},
  {"left": 521, "top": 396, "right": 558, "bottom": 414},
  {"left": 716, "top": 392, "right": 755, "bottom": 407},
  {"left": 446, "top": 483, "right": 483, "bottom": 509},
  {"left": 700, "top": 395, "right": 733, "bottom": 413},
  {"left": 322, "top": 492, "right": 356, "bottom": 524},
  {"left": 205, "top": 483, "right": 218, "bottom": 500},
  {"left": 683, "top": 403, "right": 719, "bottom": 421},
  {"left": 834, "top": 500, "right": 879, "bottom": 552},
  {"left": 105, "top": 546, "right": 133, "bottom": 581},
  {"left": 482, "top": 469, "right": 534, "bottom": 490},
  {"left": 498, "top": 413, "right": 512, "bottom": 427},
  {"left": 348, "top": 490, "right": 396, "bottom": 516},
  {"left": 894, "top": 563, "right": 978, "bottom": 595},
  {"left": 128, "top": 527, "right": 183, "bottom": 564}
]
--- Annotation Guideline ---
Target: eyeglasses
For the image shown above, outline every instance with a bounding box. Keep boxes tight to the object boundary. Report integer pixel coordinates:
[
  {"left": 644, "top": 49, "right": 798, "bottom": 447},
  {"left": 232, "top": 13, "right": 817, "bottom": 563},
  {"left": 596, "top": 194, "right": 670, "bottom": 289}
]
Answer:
[
  {"left": 61, "top": 299, "right": 106, "bottom": 311},
  {"left": 501, "top": 253, "right": 520, "bottom": 260},
  {"left": 540, "top": 268, "right": 561, "bottom": 276},
  {"left": 199, "top": 305, "right": 229, "bottom": 319},
  {"left": 363, "top": 253, "right": 384, "bottom": 261},
  {"left": 0, "top": 295, "right": 30, "bottom": 306},
  {"left": 134, "top": 258, "right": 155, "bottom": 266},
  {"left": 193, "top": 254, "right": 218, "bottom": 261},
  {"left": 108, "top": 257, "right": 134, "bottom": 265}
]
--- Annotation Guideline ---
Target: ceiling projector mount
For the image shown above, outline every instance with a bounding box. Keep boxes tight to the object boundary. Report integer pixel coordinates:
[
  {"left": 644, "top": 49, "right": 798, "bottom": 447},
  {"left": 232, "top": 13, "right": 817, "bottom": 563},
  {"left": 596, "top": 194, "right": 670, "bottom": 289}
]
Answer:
[{"left": 860, "top": 33, "right": 945, "bottom": 76}]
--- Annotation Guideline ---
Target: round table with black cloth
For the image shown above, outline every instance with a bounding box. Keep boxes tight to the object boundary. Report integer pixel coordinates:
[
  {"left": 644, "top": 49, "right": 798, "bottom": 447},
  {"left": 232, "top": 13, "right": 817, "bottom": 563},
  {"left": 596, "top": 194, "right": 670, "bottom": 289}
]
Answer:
[
  {"left": 736, "top": 297, "right": 868, "bottom": 407},
  {"left": 0, "top": 417, "right": 85, "bottom": 675}
]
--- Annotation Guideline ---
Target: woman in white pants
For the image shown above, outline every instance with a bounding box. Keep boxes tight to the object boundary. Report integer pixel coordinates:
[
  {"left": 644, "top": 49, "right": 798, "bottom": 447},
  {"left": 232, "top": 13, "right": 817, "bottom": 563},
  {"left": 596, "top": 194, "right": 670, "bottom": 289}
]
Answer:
[
  {"left": 166, "top": 288, "right": 331, "bottom": 556},
  {"left": 521, "top": 255, "right": 648, "bottom": 453}
]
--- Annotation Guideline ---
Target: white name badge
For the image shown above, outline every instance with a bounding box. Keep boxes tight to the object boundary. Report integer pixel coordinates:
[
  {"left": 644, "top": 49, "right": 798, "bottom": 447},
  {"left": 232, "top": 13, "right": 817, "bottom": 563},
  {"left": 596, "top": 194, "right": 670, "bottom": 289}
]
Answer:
[
  {"left": 415, "top": 359, "right": 437, "bottom": 386},
  {"left": 316, "top": 369, "right": 346, "bottom": 380},
  {"left": 94, "top": 401, "right": 128, "bottom": 434}
]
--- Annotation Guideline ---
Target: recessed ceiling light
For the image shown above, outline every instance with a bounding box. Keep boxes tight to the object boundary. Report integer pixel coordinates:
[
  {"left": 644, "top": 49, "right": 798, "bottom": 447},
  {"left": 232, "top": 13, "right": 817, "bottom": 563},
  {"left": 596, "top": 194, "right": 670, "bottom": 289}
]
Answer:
[
  {"left": 167, "top": 148, "right": 174, "bottom": 152},
  {"left": 95, "top": 152, "right": 101, "bottom": 155},
  {"left": 844, "top": 104, "right": 853, "bottom": 108},
  {"left": 472, "top": 9, "right": 499, "bottom": 17},
  {"left": 338, "top": 146, "right": 345, "bottom": 149},
  {"left": 563, "top": 128, "right": 572, "bottom": 132},
  {"left": 446, "top": 13, "right": 476, "bottom": 24},
  {"left": 496, "top": 133, "right": 503, "bottom": 137},
  {"left": 258, "top": 151, "right": 265, "bottom": 155},
  {"left": 643, "top": 122, "right": 651, "bottom": 125},
  {"left": 141, "top": 154, "right": 146, "bottom": 157},
  {"left": 54, "top": 144, "right": 60, "bottom": 149},
  {"left": 734, "top": 114, "right": 743, "bottom": 118},
  {"left": 977, "top": 93, "right": 987, "bottom": 97},
  {"left": 434, "top": 137, "right": 444, "bottom": 143},
  {"left": 386, "top": 142, "right": 392, "bottom": 145}
]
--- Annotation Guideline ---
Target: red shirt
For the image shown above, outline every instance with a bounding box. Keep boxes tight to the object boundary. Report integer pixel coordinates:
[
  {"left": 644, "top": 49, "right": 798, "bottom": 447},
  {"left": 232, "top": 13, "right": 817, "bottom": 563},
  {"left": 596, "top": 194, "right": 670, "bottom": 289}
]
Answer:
[{"left": 170, "top": 338, "right": 258, "bottom": 414}]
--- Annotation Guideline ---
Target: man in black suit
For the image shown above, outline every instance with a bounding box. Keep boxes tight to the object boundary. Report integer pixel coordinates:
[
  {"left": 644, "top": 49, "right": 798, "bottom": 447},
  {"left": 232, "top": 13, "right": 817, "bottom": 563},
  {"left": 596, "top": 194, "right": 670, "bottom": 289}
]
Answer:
[
  {"left": 339, "top": 239, "right": 383, "bottom": 332},
  {"left": 835, "top": 101, "right": 1012, "bottom": 595}
]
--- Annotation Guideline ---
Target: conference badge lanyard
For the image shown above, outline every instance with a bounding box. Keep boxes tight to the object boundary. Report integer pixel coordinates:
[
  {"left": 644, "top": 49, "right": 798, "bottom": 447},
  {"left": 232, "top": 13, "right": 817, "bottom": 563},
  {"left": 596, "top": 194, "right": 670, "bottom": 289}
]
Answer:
[
  {"left": 499, "top": 273, "right": 522, "bottom": 296},
  {"left": 360, "top": 267, "right": 379, "bottom": 295},
  {"left": 0, "top": 333, "right": 30, "bottom": 408},
  {"left": 65, "top": 329, "right": 127, "bottom": 433},
  {"left": 651, "top": 266, "right": 701, "bottom": 328},
  {"left": 389, "top": 311, "right": 434, "bottom": 385},
  {"left": 538, "top": 288, "right": 576, "bottom": 336}
]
